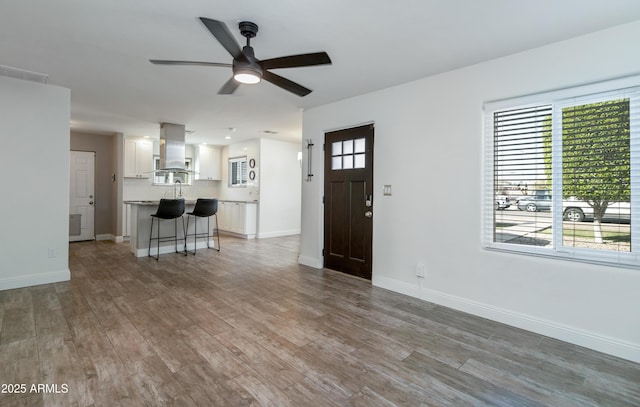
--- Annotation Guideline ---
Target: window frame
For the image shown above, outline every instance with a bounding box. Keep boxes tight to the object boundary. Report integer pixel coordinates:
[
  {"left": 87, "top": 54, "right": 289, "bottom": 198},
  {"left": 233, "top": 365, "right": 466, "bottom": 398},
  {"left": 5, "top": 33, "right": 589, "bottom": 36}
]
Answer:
[
  {"left": 483, "top": 76, "right": 640, "bottom": 269},
  {"left": 228, "top": 156, "right": 248, "bottom": 187},
  {"left": 152, "top": 155, "right": 193, "bottom": 186}
]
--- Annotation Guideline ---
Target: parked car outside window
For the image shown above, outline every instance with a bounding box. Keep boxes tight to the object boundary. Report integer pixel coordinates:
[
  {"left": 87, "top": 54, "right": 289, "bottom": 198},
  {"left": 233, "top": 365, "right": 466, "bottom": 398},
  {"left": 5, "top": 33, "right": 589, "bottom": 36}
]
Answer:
[
  {"left": 516, "top": 195, "right": 552, "bottom": 212},
  {"left": 495, "top": 195, "right": 511, "bottom": 210}
]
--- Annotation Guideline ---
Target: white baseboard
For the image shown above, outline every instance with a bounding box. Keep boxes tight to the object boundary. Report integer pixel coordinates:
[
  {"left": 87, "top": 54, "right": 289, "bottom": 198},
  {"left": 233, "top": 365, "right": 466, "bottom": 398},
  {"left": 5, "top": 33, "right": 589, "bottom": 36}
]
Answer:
[
  {"left": 219, "top": 230, "right": 256, "bottom": 239},
  {"left": 95, "top": 234, "right": 112, "bottom": 241},
  {"left": 257, "top": 229, "right": 301, "bottom": 239},
  {"left": 135, "top": 240, "right": 217, "bottom": 257},
  {"left": 298, "top": 255, "right": 323, "bottom": 269},
  {"left": 0, "top": 269, "right": 70, "bottom": 291},
  {"left": 373, "top": 275, "right": 640, "bottom": 364}
]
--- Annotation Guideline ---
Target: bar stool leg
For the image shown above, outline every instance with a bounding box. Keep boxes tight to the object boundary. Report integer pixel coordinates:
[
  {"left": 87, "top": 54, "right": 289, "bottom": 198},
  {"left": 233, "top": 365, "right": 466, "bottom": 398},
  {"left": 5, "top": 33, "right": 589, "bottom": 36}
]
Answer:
[
  {"left": 206, "top": 216, "right": 211, "bottom": 249},
  {"left": 214, "top": 213, "right": 220, "bottom": 252},
  {"left": 181, "top": 216, "right": 186, "bottom": 255},
  {"left": 148, "top": 217, "right": 155, "bottom": 259}
]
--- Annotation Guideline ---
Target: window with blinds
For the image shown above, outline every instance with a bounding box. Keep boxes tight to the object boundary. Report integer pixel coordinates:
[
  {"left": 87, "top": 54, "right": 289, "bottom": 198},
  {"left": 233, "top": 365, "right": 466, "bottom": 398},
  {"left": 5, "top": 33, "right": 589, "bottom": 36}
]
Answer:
[
  {"left": 229, "top": 156, "right": 248, "bottom": 187},
  {"left": 493, "top": 105, "right": 553, "bottom": 247},
  {"left": 485, "top": 81, "right": 640, "bottom": 268}
]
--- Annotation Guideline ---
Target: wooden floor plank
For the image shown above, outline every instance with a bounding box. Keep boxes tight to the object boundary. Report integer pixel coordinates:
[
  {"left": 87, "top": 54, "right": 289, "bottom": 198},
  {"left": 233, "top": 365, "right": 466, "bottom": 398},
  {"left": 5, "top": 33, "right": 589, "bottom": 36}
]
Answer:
[{"left": 0, "top": 235, "right": 637, "bottom": 406}]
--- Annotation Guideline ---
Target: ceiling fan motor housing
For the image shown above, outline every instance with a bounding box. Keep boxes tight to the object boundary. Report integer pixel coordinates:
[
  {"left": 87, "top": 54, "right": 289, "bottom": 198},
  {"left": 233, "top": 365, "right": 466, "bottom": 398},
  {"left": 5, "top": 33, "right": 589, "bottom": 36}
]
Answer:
[
  {"left": 239, "top": 21, "right": 258, "bottom": 39},
  {"left": 233, "top": 45, "right": 263, "bottom": 78}
]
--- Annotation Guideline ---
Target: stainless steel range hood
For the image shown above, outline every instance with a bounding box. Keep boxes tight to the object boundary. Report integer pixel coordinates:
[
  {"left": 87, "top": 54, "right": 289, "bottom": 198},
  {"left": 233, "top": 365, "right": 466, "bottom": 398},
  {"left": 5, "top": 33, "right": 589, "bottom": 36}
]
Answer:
[{"left": 158, "top": 123, "right": 188, "bottom": 173}]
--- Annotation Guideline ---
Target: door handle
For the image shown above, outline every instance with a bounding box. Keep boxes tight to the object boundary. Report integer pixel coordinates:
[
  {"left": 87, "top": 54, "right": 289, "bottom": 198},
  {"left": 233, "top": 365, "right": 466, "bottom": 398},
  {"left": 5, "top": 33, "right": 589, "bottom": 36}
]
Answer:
[
  {"left": 364, "top": 210, "right": 373, "bottom": 218},
  {"left": 89, "top": 201, "right": 94, "bottom": 206}
]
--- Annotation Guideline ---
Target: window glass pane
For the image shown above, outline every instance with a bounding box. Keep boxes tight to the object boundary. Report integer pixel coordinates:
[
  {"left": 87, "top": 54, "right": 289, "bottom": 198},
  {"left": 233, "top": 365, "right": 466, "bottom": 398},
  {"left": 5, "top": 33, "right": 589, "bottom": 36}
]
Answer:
[
  {"left": 343, "top": 139, "right": 353, "bottom": 155},
  {"left": 332, "top": 156, "right": 342, "bottom": 170},
  {"left": 152, "top": 156, "right": 192, "bottom": 185},
  {"left": 229, "top": 157, "right": 248, "bottom": 186},
  {"left": 561, "top": 98, "right": 631, "bottom": 252},
  {"left": 354, "top": 138, "right": 365, "bottom": 153},
  {"left": 354, "top": 153, "right": 365, "bottom": 168},
  {"left": 343, "top": 155, "right": 354, "bottom": 169},
  {"left": 332, "top": 141, "right": 342, "bottom": 156},
  {"left": 493, "top": 105, "right": 553, "bottom": 247}
]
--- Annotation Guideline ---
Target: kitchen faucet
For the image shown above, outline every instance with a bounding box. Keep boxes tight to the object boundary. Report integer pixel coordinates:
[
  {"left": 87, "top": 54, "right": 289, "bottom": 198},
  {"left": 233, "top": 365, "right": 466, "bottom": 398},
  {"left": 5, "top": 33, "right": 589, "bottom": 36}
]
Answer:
[{"left": 174, "top": 179, "right": 182, "bottom": 199}]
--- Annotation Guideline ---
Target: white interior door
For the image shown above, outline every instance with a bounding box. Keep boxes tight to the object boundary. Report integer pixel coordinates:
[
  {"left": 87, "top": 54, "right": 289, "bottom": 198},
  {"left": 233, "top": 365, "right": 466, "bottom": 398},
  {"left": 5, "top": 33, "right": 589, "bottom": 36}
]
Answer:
[{"left": 69, "top": 151, "right": 95, "bottom": 242}]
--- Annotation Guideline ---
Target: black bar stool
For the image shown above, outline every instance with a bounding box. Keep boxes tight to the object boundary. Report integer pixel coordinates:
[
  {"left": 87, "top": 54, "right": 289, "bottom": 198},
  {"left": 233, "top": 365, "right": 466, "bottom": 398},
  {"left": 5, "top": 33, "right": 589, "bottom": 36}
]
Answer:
[
  {"left": 185, "top": 198, "right": 220, "bottom": 255},
  {"left": 148, "top": 198, "right": 186, "bottom": 260}
]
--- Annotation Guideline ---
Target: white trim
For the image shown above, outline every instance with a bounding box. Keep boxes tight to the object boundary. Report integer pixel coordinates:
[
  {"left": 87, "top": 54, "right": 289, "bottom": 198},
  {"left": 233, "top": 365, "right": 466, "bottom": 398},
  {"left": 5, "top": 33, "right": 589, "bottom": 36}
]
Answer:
[
  {"left": 298, "top": 255, "right": 323, "bottom": 269},
  {"left": 0, "top": 269, "right": 70, "bottom": 291},
  {"left": 257, "top": 229, "right": 301, "bottom": 239},
  {"left": 218, "top": 230, "right": 256, "bottom": 239},
  {"left": 373, "top": 276, "right": 640, "bottom": 363},
  {"left": 135, "top": 240, "right": 216, "bottom": 257},
  {"left": 95, "top": 234, "right": 112, "bottom": 241}
]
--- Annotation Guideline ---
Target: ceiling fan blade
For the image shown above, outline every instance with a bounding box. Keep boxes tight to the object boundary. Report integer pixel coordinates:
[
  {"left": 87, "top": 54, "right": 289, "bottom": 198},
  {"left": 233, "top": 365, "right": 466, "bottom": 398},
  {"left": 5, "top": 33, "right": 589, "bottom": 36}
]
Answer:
[
  {"left": 199, "top": 18, "right": 242, "bottom": 59},
  {"left": 261, "top": 52, "right": 332, "bottom": 70},
  {"left": 262, "top": 71, "right": 311, "bottom": 97},
  {"left": 149, "top": 59, "right": 232, "bottom": 67},
  {"left": 218, "top": 77, "right": 240, "bottom": 94}
]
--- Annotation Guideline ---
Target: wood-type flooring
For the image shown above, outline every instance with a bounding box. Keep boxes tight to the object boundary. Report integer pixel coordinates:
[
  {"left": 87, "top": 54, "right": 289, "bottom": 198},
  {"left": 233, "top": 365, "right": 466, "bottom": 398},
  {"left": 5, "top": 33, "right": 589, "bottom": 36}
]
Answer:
[{"left": 1, "top": 235, "right": 639, "bottom": 406}]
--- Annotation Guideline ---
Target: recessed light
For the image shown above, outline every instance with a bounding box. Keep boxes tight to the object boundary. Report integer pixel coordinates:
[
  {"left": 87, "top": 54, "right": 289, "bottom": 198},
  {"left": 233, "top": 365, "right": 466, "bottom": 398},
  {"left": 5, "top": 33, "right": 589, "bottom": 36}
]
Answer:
[{"left": 225, "top": 136, "right": 231, "bottom": 140}]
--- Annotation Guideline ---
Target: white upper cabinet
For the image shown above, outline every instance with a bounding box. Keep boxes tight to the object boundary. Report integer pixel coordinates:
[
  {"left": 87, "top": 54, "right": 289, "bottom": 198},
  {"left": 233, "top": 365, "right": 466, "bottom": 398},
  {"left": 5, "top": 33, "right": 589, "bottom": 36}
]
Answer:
[
  {"left": 196, "top": 145, "right": 221, "bottom": 181},
  {"left": 124, "top": 139, "right": 153, "bottom": 178}
]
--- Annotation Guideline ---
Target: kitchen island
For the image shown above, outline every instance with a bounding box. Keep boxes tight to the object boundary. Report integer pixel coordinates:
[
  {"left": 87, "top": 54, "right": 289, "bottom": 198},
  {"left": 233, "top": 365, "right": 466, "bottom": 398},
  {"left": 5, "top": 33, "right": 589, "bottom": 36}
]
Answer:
[{"left": 125, "top": 200, "right": 217, "bottom": 257}]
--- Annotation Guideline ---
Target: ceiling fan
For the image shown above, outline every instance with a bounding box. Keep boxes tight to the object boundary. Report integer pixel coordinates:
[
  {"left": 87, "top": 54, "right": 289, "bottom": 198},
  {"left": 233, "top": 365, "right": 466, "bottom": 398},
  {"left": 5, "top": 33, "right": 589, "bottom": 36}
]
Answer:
[{"left": 150, "top": 18, "right": 332, "bottom": 97}]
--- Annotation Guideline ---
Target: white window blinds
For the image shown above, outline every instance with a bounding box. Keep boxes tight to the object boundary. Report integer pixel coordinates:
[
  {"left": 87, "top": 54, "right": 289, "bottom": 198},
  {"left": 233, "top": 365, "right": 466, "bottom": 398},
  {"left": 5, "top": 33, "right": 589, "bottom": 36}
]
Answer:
[{"left": 484, "top": 80, "right": 640, "bottom": 268}]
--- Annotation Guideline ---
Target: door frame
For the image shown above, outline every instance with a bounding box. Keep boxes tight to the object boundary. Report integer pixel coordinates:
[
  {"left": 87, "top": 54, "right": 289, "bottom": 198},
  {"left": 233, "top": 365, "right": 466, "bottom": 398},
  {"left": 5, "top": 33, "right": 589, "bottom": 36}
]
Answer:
[{"left": 322, "top": 123, "right": 374, "bottom": 279}]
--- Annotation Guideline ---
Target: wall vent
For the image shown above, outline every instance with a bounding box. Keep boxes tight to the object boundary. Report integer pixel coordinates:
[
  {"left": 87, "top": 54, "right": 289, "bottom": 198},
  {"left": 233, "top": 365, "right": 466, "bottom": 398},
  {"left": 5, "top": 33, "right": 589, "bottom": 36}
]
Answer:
[{"left": 0, "top": 65, "right": 48, "bottom": 84}]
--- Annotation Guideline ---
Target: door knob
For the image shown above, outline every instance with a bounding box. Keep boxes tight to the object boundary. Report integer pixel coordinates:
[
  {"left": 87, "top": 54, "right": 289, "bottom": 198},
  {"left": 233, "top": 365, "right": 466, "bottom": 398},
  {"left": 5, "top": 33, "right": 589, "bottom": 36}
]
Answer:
[
  {"left": 89, "top": 201, "right": 94, "bottom": 206},
  {"left": 364, "top": 211, "right": 373, "bottom": 218}
]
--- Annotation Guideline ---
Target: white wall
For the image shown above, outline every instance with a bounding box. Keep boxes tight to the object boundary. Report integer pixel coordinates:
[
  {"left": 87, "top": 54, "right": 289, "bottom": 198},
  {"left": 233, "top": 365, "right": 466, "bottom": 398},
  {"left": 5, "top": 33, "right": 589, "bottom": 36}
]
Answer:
[
  {"left": 219, "top": 139, "right": 260, "bottom": 202},
  {"left": 300, "top": 20, "right": 640, "bottom": 362},
  {"left": 0, "top": 76, "right": 70, "bottom": 290},
  {"left": 258, "top": 139, "right": 302, "bottom": 238}
]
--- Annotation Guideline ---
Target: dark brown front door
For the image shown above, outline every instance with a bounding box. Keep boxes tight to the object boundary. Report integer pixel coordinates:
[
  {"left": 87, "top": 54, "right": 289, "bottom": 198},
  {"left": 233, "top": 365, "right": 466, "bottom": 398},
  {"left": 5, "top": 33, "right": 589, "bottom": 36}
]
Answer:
[{"left": 323, "top": 124, "right": 374, "bottom": 279}]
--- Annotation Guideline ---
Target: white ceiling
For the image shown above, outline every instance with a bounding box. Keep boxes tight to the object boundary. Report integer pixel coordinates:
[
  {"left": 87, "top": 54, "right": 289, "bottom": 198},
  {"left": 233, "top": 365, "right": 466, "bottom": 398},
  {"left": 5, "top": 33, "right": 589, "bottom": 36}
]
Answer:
[{"left": 3, "top": 1, "right": 640, "bottom": 145}]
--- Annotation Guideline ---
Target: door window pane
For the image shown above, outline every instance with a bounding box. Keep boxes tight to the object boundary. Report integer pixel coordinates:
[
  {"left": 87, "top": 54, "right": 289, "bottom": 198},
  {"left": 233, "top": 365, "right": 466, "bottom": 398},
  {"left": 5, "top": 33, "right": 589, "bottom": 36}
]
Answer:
[
  {"left": 343, "top": 140, "right": 353, "bottom": 155},
  {"left": 343, "top": 155, "right": 354, "bottom": 169},
  {"left": 354, "top": 138, "right": 365, "bottom": 153},
  {"left": 332, "top": 156, "right": 342, "bottom": 170},
  {"left": 332, "top": 142, "right": 342, "bottom": 156}
]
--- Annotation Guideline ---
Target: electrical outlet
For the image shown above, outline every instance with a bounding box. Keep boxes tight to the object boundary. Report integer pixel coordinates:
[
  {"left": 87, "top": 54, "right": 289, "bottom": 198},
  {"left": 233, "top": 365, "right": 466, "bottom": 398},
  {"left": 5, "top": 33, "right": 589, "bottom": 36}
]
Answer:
[{"left": 416, "top": 262, "right": 425, "bottom": 278}]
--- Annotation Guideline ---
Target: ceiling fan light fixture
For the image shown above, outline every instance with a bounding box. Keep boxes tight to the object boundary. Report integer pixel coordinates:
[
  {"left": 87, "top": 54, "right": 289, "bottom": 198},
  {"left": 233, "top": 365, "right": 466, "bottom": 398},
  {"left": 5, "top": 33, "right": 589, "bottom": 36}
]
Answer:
[{"left": 234, "top": 70, "right": 261, "bottom": 84}]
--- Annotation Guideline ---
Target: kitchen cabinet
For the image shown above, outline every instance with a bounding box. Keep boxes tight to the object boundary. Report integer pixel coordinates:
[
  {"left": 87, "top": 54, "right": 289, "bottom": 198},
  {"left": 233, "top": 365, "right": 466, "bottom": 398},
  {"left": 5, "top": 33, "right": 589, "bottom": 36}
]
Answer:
[
  {"left": 196, "top": 145, "right": 221, "bottom": 180},
  {"left": 124, "top": 139, "right": 153, "bottom": 178},
  {"left": 217, "top": 201, "right": 257, "bottom": 238}
]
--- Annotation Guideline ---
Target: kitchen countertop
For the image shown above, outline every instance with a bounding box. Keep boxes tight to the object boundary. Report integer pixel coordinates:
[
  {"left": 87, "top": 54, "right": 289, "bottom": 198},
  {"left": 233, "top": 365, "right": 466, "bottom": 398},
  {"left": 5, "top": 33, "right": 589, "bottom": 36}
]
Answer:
[{"left": 124, "top": 199, "right": 258, "bottom": 205}]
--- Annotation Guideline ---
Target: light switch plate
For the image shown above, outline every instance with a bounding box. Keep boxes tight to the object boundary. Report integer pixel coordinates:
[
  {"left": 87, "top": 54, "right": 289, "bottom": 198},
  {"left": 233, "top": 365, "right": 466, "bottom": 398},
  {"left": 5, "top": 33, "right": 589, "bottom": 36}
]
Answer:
[{"left": 383, "top": 185, "right": 392, "bottom": 196}]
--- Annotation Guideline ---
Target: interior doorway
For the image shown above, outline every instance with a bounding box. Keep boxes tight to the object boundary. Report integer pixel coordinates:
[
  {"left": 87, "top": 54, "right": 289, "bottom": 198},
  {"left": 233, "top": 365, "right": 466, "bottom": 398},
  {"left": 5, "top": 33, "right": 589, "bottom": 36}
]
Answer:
[
  {"left": 323, "top": 124, "right": 374, "bottom": 279},
  {"left": 69, "top": 151, "right": 95, "bottom": 242}
]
